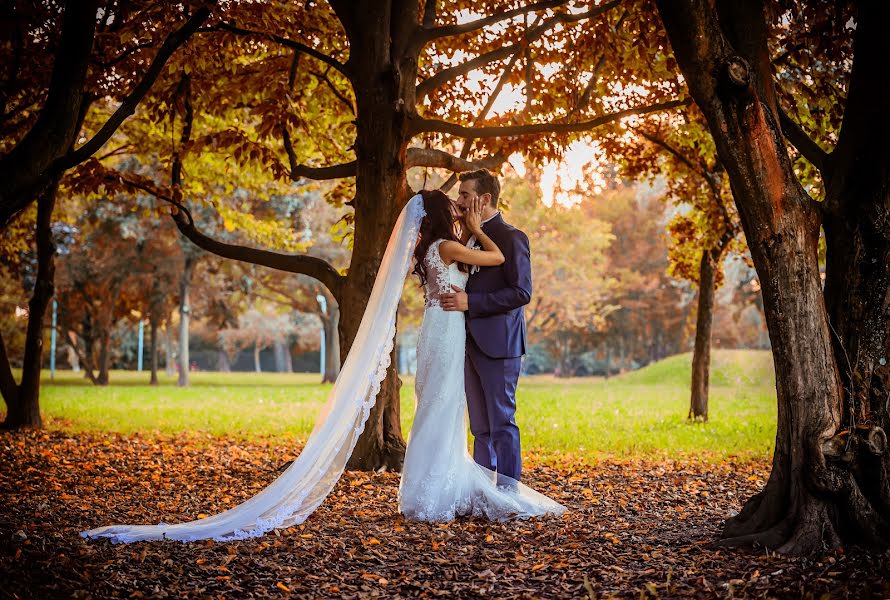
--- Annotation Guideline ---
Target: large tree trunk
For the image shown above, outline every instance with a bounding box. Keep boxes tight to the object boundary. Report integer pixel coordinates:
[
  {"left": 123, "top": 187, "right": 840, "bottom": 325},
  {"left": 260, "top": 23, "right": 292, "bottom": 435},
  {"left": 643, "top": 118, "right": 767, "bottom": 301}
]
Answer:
[
  {"left": 689, "top": 249, "right": 719, "bottom": 421},
  {"left": 177, "top": 255, "right": 194, "bottom": 386},
  {"left": 1, "top": 180, "right": 59, "bottom": 428},
  {"left": 273, "top": 338, "right": 291, "bottom": 373},
  {"left": 819, "top": 0, "right": 890, "bottom": 549},
  {"left": 254, "top": 343, "right": 262, "bottom": 373},
  {"left": 342, "top": 0, "right": 418, "bottom": 471},
  {"left": 96, "top": 326, "right": 111, "bottom": 386},
  {"left": 657, "top": 0, "right": 889, "bottom": 553},
  {"left": 217, "top": 349, "right": 231, "bottom": 372}
]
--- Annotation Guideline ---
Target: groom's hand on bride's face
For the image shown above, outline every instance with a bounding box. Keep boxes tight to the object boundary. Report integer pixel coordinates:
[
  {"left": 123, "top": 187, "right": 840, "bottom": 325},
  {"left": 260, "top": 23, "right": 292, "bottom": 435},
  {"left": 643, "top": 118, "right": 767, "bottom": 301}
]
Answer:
[{"left": 441, "top": 285, "right": 468, "bottom": 312}]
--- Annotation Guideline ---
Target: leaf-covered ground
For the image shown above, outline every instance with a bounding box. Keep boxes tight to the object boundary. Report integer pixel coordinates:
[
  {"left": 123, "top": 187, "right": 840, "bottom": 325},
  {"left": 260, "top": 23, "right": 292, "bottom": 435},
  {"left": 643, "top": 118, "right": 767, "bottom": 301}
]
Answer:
[{"left": 2, "top": 430, "right": 888, "bottom": 599}]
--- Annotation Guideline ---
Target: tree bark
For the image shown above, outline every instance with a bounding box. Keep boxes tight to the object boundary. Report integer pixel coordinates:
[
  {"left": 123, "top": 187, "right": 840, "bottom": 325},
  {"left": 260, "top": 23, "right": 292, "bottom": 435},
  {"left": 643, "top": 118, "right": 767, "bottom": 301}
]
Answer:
[
  {"left": 273, "top": 338, "right": 291, "bottom": 373},
  {"left": 689, "top": 249, "right": 719, "bottom": 421},
  {"left": 342, "top": 0, "right": 418, "bottom": 471},
  {"left": 217, "top": 349, "right": 231, "bottom": 372},
  {"left": 2, "top": 179, "right": 59, "bottom": 428},
  {"left": 178, "top": 255, "right": 194, "bottom": 386},
  {"left": 0, "top": 0, "right": 98, "bottom": 230},
  {"left": 96, "top": 326, "right": 111, "bottom": 386},
  {"left": 656, "top": 0, "right": 890, "bottom": 553},
  {"left": 254, "top": 343, "right": 262, "bottom": 373},
  {"left": 819, "top": 0, "right": 890, "bottom": 549},
  {"left": 164, "top": 321, "right": 176, "bottom": 377}
]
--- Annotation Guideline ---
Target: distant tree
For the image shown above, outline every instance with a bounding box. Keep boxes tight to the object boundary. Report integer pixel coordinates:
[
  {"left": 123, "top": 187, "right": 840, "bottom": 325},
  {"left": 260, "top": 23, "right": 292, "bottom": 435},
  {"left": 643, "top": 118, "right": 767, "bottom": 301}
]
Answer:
[{"left": 506, "top": 169, "right": 618, "bottom": 376}]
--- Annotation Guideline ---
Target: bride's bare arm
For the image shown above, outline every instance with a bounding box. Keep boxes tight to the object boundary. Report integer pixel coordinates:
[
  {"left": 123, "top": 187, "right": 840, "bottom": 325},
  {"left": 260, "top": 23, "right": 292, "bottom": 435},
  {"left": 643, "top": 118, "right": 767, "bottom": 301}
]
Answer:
[{"left": 440, "top": 196, "right": 503, "bottom": 266}]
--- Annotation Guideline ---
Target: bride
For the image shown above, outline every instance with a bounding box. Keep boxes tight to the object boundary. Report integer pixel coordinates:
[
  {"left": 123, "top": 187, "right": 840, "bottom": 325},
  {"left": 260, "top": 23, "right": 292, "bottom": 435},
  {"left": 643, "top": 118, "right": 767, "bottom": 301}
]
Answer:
[{"left": 82, "top": 191, "right": 564, "bottom": 543}]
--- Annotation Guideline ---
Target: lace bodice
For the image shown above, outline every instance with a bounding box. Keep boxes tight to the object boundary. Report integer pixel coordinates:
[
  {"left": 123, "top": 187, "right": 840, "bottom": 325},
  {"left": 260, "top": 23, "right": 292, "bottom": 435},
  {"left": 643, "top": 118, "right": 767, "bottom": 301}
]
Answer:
[{"left": 423, "top": 239, "right": 469, "bottom": 308}]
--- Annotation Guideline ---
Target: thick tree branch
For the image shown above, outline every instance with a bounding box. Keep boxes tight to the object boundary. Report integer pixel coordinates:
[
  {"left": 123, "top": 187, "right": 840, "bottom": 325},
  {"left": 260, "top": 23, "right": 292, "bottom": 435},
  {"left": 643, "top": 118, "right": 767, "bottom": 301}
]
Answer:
[
  {"left": 209, "top": 22, "right": 350, "bottom": 78},
  {"left": 411, "top": 98, "right": 689, "bottom": 138},
  {"left": 416, "top": 0, "right": 621, "bottom": 98},
  {"left": 112, "top": 175, "right": 346, "bottom": 301},
  {"left": 418, "top": 0, "right": 568, "bottom": 43},
  {"left": 57, "top": 6, "right": 212, "bottom": 171},
  {"left": 777, "top": 106, "right": 829, "bottom": 176},
  {"left": 0, "top": 0, "right": 99, "bottom": 230},
  {"left": 407, "top": 147, "right": 505, "bottom": 171},
  {"left": 422, "top": 0, "right": 437, "bottom": 28},
  {"left": 436, "top": 14, "right": 543, "bottom": 192}
]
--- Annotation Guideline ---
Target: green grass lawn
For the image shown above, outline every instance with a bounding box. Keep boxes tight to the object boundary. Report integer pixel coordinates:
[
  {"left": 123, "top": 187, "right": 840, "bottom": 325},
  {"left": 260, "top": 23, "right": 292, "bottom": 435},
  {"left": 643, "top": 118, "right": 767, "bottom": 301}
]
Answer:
[{"left": 12, "top": 349, "right": 777, "bottom": 462}]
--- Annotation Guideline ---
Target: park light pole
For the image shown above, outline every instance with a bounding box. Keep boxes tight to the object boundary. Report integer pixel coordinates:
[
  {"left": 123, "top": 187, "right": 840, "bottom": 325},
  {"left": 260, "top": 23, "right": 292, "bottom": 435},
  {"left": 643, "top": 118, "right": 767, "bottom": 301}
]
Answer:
[
  {"left": 316, "top": 294, "right": 326, "bottom": 377},
  {"left": 137, "top": 319, "right": 144, "bottom": 372}
]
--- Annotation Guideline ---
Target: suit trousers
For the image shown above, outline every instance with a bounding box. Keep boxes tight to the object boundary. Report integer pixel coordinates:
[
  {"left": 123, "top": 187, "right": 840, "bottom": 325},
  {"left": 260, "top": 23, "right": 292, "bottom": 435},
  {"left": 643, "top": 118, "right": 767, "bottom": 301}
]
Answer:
[{"left": 465, "top": 335, "right": 522, "bottom": 483}]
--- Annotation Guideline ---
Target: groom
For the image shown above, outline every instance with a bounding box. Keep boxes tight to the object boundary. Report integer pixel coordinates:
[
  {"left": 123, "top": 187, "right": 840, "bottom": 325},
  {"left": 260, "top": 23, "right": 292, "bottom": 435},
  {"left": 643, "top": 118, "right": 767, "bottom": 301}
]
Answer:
[{"left": 441, "top": 169, "right": 531, "bottom": 486}]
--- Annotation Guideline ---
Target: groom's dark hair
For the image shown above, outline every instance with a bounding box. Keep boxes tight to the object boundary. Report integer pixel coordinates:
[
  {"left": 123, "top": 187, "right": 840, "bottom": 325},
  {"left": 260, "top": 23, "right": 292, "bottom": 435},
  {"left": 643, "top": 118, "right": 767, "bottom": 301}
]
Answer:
[{"left": 459, "top": 169, "right": 500, "bottom": 209}]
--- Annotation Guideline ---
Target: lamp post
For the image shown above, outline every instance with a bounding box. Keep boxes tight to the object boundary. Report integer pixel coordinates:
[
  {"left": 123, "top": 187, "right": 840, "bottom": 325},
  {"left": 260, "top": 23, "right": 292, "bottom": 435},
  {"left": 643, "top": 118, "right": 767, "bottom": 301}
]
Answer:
[
  {"left": 316, "top": 294, "right": 326, "bottom": 377},
  {"left": 137, "top": 319, "right": 144, "bottom": 372}
]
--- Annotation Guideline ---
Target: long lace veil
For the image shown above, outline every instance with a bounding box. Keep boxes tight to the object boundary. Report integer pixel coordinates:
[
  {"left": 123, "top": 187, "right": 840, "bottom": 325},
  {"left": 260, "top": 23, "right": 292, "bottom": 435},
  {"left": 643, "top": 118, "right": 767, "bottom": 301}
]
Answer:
[{"left": 82, "top": 194, "right": 427, "bottom": 543}]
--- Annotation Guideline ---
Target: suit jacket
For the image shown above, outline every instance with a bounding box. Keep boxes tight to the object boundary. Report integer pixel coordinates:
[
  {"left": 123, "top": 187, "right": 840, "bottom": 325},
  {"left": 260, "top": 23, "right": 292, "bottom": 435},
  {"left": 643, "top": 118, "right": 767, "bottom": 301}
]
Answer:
[{"left": 466, "top": 213, "right": 531, "bottom": 359}]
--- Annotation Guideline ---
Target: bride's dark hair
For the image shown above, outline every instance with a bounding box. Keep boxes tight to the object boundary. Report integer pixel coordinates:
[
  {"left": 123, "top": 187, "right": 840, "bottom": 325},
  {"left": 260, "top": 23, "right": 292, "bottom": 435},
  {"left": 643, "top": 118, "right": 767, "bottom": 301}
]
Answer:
[{"left": 412, "top": 189, "right": 467, "bottom": 285}]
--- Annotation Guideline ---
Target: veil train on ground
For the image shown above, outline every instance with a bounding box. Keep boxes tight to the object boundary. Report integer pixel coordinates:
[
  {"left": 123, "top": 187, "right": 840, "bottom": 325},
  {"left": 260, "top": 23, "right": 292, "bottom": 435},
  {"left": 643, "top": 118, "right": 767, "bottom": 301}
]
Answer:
[{"left": 81, "top": 194, "right": 427, "bottom": 543}]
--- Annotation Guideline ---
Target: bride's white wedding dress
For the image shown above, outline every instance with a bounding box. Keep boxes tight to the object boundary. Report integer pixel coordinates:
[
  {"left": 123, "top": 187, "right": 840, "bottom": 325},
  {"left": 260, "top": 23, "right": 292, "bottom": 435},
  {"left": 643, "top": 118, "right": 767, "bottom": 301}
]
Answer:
[
  {"left": 81, "top": 195, "right": 561, "bottom": 544},
  {"left": 399, "top": 239, "right": 565, "bottom": 521}
]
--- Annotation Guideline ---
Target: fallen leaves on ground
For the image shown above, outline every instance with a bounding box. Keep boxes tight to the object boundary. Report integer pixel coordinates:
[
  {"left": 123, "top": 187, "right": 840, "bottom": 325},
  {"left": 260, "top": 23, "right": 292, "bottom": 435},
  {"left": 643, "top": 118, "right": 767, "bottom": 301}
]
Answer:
[{"left": 1, "top": 430, "right": 888, "bottom": 598}]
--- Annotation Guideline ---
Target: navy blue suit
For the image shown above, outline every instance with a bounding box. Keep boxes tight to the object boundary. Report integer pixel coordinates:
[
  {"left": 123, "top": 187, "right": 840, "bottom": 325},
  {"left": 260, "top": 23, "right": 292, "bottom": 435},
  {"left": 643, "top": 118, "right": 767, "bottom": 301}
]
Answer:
[{"left": 465, "top": 213, "right": 531, "bottom": 482}]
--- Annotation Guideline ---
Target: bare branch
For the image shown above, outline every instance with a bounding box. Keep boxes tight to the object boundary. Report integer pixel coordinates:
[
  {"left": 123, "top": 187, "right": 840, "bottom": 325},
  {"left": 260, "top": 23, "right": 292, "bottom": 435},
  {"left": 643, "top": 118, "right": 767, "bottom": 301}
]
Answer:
[
  {"left": 634, "top": 128, "right": 736, "bottom": 231},
  {"left": 635, "top": 128, "right": 710, "bottom": 186},
  {"left": 282, "top": 127, "right": 356, "bottom": 180},
  {"left": 419, "top": 0, "right": 567, "bottom": 42},
  {"left": 57, "top": 6, "right": 212, "bottom": 170},
  {"left": 411, "top": 98, "right": 690, "bottom": 139},
  {"left": 407, "top": 147, "right": 506, "bottom": 171},
  {"left": 777, "top": 104, "right": 829, "bottom": 175},
  {"left": 416, "top": 0, "right": 621, "bottom": 98},
  {"left": 309, "top": 68, "right": 355, "bottom": 115},
  {"left": 209, "top": 22, "right": 350, "bottom": 78}
]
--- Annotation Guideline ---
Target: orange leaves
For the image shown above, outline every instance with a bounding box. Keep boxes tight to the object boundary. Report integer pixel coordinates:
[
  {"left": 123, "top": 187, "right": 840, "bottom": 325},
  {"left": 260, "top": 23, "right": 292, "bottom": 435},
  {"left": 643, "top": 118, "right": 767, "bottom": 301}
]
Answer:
[{"left": 1, "top": 429, "right": 865, "bottom": 598}]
